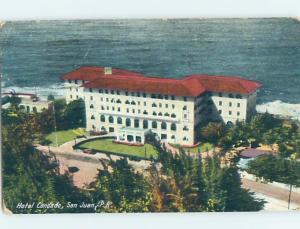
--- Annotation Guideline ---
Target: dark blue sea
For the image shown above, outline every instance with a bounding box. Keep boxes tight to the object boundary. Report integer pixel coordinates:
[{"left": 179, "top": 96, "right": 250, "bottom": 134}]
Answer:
[{"left": 0, "top": 18, "right": 299, "bottom": 116}]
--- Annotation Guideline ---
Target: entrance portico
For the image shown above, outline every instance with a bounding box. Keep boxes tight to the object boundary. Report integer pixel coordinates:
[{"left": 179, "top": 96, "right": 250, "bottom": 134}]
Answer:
[{"left": 116, "top": 127, "right": 148, "bottom": 144}]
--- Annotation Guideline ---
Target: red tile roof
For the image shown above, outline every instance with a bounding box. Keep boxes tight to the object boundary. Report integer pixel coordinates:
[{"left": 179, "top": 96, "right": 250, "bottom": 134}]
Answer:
[{"left": 61, "top": 66, "right": 262, "bottom": 97}]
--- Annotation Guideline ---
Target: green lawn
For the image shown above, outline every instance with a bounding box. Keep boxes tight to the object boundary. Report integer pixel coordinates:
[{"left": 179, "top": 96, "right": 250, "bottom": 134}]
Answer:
[
  {"left": 79, "top": 139, "right": 158, "bottom": 159},
  {"left": 46, "top": 128, "right": 86, "bottom": 146},
  {"left": 171, "top": 142, "right": 213, "bottom": 153}
]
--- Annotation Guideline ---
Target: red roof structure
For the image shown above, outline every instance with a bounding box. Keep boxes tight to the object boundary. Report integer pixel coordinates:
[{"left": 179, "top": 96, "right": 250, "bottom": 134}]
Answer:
[
  {"left": 240, "top": 148, "right": 271, "bottom": 158},
  {"left": 61, "top": 66, "right": 262, "bottom": 97}
]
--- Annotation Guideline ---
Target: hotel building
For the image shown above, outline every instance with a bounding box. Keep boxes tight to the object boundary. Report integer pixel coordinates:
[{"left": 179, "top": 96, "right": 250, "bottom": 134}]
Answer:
[{"left": 61, "top": 67, "right": 261, "bottom": 146}]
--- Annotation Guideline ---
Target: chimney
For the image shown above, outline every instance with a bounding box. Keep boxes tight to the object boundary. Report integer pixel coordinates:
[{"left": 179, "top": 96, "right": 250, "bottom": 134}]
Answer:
[{"left": 104, "top": 67, "right": 112, "bottom": 75}]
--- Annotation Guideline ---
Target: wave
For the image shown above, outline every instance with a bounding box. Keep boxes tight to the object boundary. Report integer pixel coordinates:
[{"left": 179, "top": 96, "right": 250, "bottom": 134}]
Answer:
[
  {"left": 256, "top": 100, "right": 300, "bottom": 120},
  {"left": 1, "top": 84, "right": 66, "bottom": 99}
]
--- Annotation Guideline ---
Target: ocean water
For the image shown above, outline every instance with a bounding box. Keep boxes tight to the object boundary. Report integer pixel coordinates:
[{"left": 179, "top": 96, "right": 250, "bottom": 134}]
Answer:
[{"left": 0, "top": 19, "right": 300, "bottom": 117}]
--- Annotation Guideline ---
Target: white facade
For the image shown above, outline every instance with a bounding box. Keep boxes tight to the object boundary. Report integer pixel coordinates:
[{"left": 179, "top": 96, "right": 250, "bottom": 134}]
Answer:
[{"left": 64, "top": 79, "right": 258, "bottom": 146}]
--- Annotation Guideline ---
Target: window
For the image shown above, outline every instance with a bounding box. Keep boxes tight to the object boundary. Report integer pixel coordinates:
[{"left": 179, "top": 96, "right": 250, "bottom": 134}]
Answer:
[
  {"left": 159, "top": 103, "right": 162, "bottom": 108},
  {"left": 131, "top": 92, "right": 135, "bottom": 96},
  {"left": 144, "top": 102, "right": 146, "bottom": 106},
  {"left": 171, "top": 135, "right": 175, "bottom": 139},
  {"left": 184, "top": 114, "right": 188, "bottom": 119},
  {"left": 143, "top": 120, "right": 148, "bottom": 129},
  {"left": 138, "top": 109, "right": 141, "bottom": 114},
  {"left": 158, "top": 112, "right": 162, "bottom": 116},
  {"left": 134, "top": 119, "right": 139, "bottom": 128},
  {"left": 91, "top": 115, "right": 95, "bottom": 120},
  {"left": 117, "top": 90, "right": 120, "bottom": 95},
  {"left": 137, "top": 92, "right": 140, "bottom": 97},
  {"left": 111, "top": 90, "right": 114, "bottom": 94},
  {"left": 132, "top": 109, "right": 135, "bottom": 113},
  {"left": 229, "top": 93, "right": 234, "bottom": 98},
  {"left": 171, "top": 95, "right": 175, "bottom": 100},
  {"left": 143, "top": 110, "right": 148, "bottom": 115},
  {"left": 90, "top": 104, "right": 94, "bottom": 109},
  {"left": 100, "top": 115, "right": 105, "bottom": 122},
  {"left": 125, "top": 100, "right": 130, "bottom": 105},
  {"left": 70, "top": 95, "right": 73, "bottom": 99},
  {"left": 116, "top": 99, "right": 121, "bottom": 104},
  {"left": 164, "top": 112, "right": 170, "bottom": 117},
  {"left": 106, "top": 106, "right": 109, "bottom": 110},
  {"left": 237, "top": 103, "right": 240, "bottom": 107},
  {"left": 90, "top": 96, "right": 93, "bottom": 100},
  {"left": 125, "top": 91, "right": 129, "bottom": 96},
  {"left": 101, "top": 106, "right": 104, "bottom": 110},
  {"left": 229, "top": 111, "right": 232, "bottom": 115},
  {"left": 99, "top": 89, "right": 103, "bottom": 93},
  {"left": 101, "top": 97, "right": 103, "bottom": 101},
  {"left": 165, "top": 104, "right": 168, "bottom": 108},
  {"left": 76, "top": 88, "right": 78, "bottom": 92},
  {"left": 126, "top": 118, "right": 131, "bottom": 127},
  {"left": 138, "top": 101, "right": 140, "bottom": 105},
  {"left": 33, "top": 107, "right": 37, "bottom": 113},
  {"left": 171, "top": 123, "right": 176, "bottom": 131},
  {"left": 76, "top": 95, "right": 79, "bottom": 99},
  {"left": 161, "top": 134, "right": 167, "bottom": 140},
  {"left": 183, "top": 105, "right": 187, "bottom": 110},
  {"left": 164, "top": 95, "right": 168, "bottom": 100},
  {"left": 68, "top": 80, "right": 71, "bottom": 83},
  {"left": 158, "top": 94, "right": 163, "bottom": 99},
  {"left": 219, "top": 101, "right": 222, "bottom": 106},
  {"left": 118, "top": 107, "right": 121, "bottom": 112},
  {"left": 219, "top": 110, "right": 222, "bottom": 114},
  {"left": 152, "top": 103, "right": 157, "bottom": 107},
  {"left": 105, "top": 90, "right": 109, "bottom": 94},
  {"left": 171, "top": 113, "right": 176, "bottom": 118},
  {"left": 229, "top": 102, "right": 232, "bottom": 107},
  {"left": 89, "top": 88, "right": 93, "bottom": 92},
  {"left": 153, "top": 111, "right": 157, "bottom": 116},
  {"left": 237, "top": 112, "right": 240, "bottom": 116},
  {"left": 219, "top": 92, "right": 223, "bottom": 97},
  {"left": 236, "top": 94, "right": 242, "bottom": 99},
  {"left": 75, "top": 80, "right": 78, "bottom": 84},
  {"left": 151, "top": 94, "right": 156, "bottom": 99},
  {"left": 131, "top": 101, "right": 136, "bottom": 105},
  {"left": 126, "top": 108, "right": 129, "bottom": 113},
  {"left": 69, "top": 87, "right": 72, "bottom": 91},
  {"left": 143, "top": 93, "right": 147, "bottom": 98},
  {"left": 183, "top": 97, "right": 187, "bottom": 101},
  {"left": 82, "top": 80, "right": 85, "bottom": 84},
  {"left": 183, "top": 126, "right": 189, "bottom": 131},
  {"left": 183, "top": 137, "right": 188, "bottom": 141},
  {"left": 112, "top": 107, "right": 115, "bottom": 111},
  {"left": 152, "top": 121, "right": 157, "bottom": 129},
  {"left": 109, "top": 116, "right": 114, "bottom": 123},
  {"left": 117, "top": 117, "right": 122, "bottom": 124},
  {"left": 161, "top": 122, "right": 167, "bottom": 130},
  {"left": 172, "top": 104, "right": 175, "bottom": 109},
  {"left": 106, "top": 98, "right": 109, "bottom": 102},
  {"left": 111, "top": 99, "right": 114, "bottom": 103}
]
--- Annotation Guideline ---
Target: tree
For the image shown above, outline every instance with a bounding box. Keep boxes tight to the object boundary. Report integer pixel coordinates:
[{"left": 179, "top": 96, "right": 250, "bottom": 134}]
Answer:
[
  {"left": 200, "top": 122, "right": 226, "bottom": 144},
  {"left": 247, "top": 155, "right": 300, "bottom": 209},
  {"left": 2, "top": 109, "right": 92, "bottom": 213}
]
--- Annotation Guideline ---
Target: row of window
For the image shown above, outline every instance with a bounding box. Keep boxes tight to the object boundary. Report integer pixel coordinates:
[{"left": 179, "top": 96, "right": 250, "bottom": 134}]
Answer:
[
  {"left": 91, "top": 96, "right": 178, "bottom": 109},
  {"left": 218, "top": 110, "right": 241, "bottom": 116},
  {"left": 218, "top": 101, "right": 241, "bottom": 107},
  {"left": 217, "top": 92, "right": 243, "bottom": 99},
  {"left": 90, "top": 88, "right": 181, "bottom": 101},
  {"left": 92, "top": 115, "right": 190, "bottom": 131},
  {"left": 90, "top": 104, "right": 178, "bottom": 118}
]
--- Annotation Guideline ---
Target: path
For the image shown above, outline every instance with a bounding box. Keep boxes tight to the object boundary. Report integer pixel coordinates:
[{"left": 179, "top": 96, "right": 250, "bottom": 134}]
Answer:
[{"left": 36, "top": 134, "right": 151, "bottom": 188}]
